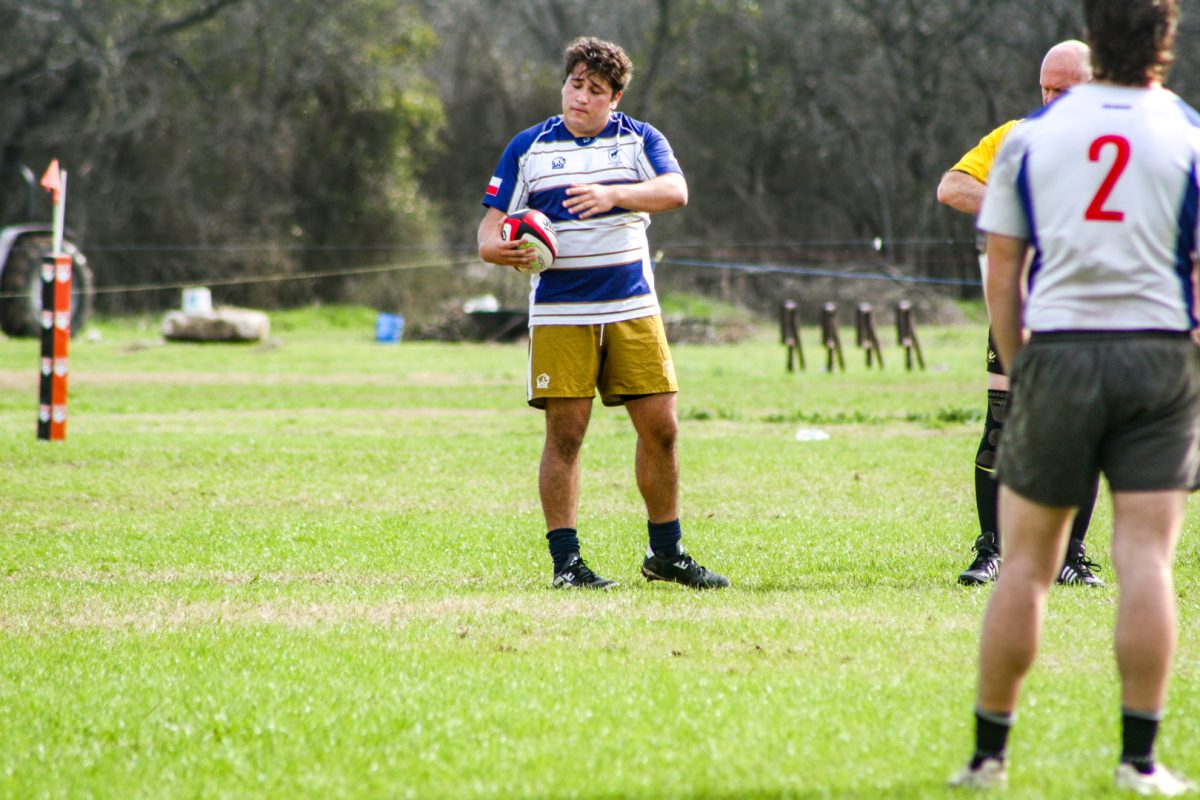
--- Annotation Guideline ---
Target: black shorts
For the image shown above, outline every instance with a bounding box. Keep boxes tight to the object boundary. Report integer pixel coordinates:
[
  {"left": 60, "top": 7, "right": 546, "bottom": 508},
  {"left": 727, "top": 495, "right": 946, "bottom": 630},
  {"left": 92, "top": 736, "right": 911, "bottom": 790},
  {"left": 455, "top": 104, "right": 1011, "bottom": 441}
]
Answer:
[
  {"left": 996, "top": 332, "right": 1200, "bottom": 507},
  {"left": 986, "top": 328, "right": 1005, "bottom": 376}
]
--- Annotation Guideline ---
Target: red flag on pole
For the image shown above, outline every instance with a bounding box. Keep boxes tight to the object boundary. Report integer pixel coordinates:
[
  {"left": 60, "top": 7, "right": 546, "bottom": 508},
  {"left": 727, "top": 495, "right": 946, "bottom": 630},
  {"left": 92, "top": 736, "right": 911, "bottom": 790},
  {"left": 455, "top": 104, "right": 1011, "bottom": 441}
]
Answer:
[{"left": 40, "top": 160, "right": 62, "bottom": 205}]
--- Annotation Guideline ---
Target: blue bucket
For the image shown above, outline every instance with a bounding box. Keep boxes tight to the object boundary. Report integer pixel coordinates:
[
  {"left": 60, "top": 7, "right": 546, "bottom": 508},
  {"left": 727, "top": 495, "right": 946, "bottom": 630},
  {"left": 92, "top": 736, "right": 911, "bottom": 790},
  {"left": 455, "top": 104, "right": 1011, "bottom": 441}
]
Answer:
[{"left": 375, "top": 313, "right": 405, "bottom": 343}]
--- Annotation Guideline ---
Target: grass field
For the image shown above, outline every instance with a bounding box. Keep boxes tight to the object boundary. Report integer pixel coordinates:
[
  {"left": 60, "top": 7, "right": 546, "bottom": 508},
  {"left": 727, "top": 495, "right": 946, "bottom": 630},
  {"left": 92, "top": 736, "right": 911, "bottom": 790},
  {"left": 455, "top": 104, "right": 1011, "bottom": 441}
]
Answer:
[{"left": 1, "top": 306, "right": 1197, "bottom": 799}]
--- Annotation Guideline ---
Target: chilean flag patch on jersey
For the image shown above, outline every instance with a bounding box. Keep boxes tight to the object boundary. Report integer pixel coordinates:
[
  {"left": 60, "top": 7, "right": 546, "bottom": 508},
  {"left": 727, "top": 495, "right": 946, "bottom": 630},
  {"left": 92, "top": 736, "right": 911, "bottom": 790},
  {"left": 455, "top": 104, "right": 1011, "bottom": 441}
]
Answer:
[{"left": 486, "top": 176, "right": 502, "bottom": 197}]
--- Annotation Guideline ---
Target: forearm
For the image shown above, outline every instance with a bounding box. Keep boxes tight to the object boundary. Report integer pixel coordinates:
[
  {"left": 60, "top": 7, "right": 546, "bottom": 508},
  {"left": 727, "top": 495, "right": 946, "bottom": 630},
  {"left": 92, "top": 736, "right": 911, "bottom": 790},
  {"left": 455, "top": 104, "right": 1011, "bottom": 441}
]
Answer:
[
  {"left": 477, "top": 207, "right": 534, "bottom": 270},
  {"left": 984, "top": 233, "right": 1029, "bottom": 371},
  {"left": 988, "top": 286, "right": 1023, "bottom": 373},
  {"left": 477, "top": 208, "right": 504, "bottom": 259},
  {"left": 1193, "top": 255, "right": 1200, "bottom": 345},
  {"left": 937, "top": 170, "right": 987, "bottom": 216},
  {"left": 608, "top": 173, "right": 688, "bottom": 214}
]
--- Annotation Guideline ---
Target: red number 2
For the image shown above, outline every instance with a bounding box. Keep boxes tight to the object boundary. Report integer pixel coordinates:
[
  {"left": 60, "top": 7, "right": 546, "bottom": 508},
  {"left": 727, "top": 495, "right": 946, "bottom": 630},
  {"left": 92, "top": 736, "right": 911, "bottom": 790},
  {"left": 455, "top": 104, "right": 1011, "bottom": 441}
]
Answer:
[{"left": 1084, "top": 135, "right": 1130, "bottom": 222}]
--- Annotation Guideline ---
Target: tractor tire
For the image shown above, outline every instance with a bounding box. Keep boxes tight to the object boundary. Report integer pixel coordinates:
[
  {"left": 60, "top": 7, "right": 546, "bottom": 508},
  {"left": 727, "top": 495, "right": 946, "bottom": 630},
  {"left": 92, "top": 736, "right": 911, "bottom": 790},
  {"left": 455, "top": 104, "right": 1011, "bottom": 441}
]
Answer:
[{"left": 0, "top": 234, "right": 94, "bottom": 338}]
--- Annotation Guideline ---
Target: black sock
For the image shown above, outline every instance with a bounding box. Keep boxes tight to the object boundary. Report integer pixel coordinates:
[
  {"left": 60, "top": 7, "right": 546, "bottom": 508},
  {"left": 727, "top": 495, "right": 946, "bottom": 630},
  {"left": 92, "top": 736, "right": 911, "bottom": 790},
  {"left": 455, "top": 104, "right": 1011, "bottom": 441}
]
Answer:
[
  {"left": 546, "top": 528, "right": 580, "bottom": 573},
  {"left": 648, "top": 518, "right": 682, "bottom": 557},
  {"left": 1121, "top": 708, "right": 1161, "bottom": 774},
  {"left": 974, "top": 466, "right": 1000, "bottom": 549},
  {"left": 974, "top": 390, "right": 1005, "bottom": 547},
  {"left": 971, "top": 708, "right": 1013, "bottom": 767},
  {"left": 1070, "top": 474, "right": 1100, "bottom": 542}
]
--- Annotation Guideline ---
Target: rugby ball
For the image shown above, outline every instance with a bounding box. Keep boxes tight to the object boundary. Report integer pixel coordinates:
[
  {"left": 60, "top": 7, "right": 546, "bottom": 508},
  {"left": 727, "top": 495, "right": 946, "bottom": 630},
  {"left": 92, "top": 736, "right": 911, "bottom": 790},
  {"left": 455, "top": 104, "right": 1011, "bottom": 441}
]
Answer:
[{"left": 500, "top": 209, "right": 558, "bottom": 273}]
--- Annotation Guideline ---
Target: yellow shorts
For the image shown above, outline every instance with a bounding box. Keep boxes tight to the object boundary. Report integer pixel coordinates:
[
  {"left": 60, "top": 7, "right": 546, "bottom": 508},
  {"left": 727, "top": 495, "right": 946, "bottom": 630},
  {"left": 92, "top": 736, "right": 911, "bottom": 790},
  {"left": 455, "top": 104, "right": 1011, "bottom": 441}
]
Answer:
[{"left": 527, "top": 315, "right": 678, "bottom": 408}]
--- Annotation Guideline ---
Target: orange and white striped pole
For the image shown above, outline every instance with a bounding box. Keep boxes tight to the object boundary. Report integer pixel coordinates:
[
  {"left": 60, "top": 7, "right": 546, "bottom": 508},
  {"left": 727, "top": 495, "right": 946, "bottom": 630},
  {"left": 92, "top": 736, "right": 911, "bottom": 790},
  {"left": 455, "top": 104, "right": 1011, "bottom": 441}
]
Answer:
[{"left": 37, "top": 160, "right": 69, "bottom": 441}]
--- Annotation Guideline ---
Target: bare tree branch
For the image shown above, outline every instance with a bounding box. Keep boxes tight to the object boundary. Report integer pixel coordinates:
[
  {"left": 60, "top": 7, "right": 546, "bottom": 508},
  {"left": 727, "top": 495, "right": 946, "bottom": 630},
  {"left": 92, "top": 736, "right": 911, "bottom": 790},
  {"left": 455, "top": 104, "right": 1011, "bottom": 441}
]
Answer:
[{"left": 120, "top": 0, "right": 251, "bottom": 54}]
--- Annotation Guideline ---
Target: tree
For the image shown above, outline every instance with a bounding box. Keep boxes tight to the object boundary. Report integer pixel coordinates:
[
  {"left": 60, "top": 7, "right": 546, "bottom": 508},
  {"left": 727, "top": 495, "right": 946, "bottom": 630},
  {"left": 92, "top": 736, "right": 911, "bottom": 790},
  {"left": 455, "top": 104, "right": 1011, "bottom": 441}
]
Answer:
[
  {"left": 9, "top": 0, "right": 1200, "bottom": 317},
  {"left": 1, "top": 0, "right": 445, "bottom": 311}
]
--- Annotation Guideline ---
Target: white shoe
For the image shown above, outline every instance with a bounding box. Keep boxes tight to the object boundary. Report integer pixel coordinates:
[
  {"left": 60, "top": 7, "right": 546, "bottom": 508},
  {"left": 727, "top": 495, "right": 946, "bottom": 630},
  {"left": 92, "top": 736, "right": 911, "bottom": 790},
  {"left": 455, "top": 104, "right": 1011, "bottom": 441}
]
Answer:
[
  {"left": 949, "top": 757, "right": 1008, "bottom": 790},
  {"left": 1116, "top": 763, "right": 1197, "bottom": 796}
]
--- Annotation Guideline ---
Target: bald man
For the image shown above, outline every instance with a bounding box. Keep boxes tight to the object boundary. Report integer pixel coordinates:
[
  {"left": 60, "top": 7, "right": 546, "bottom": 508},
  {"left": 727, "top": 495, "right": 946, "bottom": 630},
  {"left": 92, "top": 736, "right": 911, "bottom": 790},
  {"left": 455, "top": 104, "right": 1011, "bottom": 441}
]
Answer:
[{"left": 937, "top": 41, "right": 1103, "bottom": 588}]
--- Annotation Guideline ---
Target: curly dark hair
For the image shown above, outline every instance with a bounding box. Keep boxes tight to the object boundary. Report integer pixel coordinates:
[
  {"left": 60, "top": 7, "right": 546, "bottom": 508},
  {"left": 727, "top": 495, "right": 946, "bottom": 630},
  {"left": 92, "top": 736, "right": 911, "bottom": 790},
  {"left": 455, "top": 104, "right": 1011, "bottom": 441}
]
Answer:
[
  {"left": 1084, "top": 0, "right": 1178, "bottom": 85},
  {"left": 563, "top": 37, "right": 633, "bottom": 95}
]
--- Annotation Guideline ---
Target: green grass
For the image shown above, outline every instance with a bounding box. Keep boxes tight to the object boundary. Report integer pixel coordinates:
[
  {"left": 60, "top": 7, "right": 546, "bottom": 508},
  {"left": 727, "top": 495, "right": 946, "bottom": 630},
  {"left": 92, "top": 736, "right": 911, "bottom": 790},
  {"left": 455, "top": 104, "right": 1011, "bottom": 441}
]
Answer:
[
  {"left": 0, "top": 307, "right": 1198, "bottom": 799},
  {"left": 659, "top": 290, "right": 758, "bottom": 322}
]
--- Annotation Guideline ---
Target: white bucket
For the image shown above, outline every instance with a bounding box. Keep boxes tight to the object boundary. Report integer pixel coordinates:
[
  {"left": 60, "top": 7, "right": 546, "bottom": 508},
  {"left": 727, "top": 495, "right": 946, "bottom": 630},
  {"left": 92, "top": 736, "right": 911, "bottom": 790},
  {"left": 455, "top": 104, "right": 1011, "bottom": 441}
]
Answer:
[{"left": 182, "top": 287, "right": 213, "bottom": 315}]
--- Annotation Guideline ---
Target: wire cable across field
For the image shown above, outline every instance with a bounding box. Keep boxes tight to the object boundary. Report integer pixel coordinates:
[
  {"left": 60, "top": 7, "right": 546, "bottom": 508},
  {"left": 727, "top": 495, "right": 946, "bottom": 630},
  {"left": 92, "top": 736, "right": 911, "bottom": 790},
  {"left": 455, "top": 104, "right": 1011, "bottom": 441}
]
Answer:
[
  {"left": 0, "top": 245, "right": 982, "bottom": 301},
  {"left": 0, "top": 257, "right": 481, "bottom": 300},
  {"left": 657, "top": 256, "right": 983, "bottom": 288}
]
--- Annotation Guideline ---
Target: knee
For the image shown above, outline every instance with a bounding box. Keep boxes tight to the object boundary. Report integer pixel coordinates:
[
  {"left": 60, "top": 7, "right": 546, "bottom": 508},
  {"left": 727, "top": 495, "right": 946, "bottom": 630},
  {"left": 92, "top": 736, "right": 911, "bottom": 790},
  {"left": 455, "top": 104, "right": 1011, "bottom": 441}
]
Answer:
[
  {"left": 1000, "top": 545, "right": 1063, "bottom": 589},
  {"left": 641, "top": 418, "right": 678, "bottom": 452},
  {"left": 545, "top": 400, "right": 591, "bottom": 458},
  {"left": 1112, "top": 541, "right": 1173, "bottom": 584},
  {"left": 546, "top": 425, "right": 586, "bottom": 459}
]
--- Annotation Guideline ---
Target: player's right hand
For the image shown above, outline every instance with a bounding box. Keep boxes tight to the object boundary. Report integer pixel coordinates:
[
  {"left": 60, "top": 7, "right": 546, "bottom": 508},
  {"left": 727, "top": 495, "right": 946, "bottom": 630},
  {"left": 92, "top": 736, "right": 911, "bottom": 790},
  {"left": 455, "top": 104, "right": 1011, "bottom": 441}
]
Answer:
[{"left": 479, "top": 238, "right": 537, "bottom": 271}]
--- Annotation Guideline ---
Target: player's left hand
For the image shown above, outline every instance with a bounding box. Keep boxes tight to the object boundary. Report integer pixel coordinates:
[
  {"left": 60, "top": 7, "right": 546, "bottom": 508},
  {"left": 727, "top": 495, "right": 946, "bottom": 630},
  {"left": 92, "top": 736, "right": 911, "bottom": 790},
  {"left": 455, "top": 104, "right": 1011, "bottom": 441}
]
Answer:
[
  {"left": 1191, "top": 327, "right": 1200, "bottom": 347},
  {"left": 563, "top": 183, "right": 616, "bottom": 220}
]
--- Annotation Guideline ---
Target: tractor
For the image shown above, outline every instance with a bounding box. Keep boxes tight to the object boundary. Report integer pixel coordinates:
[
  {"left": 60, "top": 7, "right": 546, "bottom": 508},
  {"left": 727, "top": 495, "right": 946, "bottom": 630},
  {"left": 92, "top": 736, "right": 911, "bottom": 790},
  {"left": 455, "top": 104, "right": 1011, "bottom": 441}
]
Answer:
[{"left": 0, "top": 165, "right": 94, "bottom": 337}]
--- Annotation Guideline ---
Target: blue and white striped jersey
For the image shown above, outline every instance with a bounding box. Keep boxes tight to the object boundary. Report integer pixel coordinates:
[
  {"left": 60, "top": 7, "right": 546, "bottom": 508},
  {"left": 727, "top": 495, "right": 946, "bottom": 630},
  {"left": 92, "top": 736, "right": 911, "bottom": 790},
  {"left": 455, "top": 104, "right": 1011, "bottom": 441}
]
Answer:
[
  {"left": 979, "top": 84, "right": 1200, "bottom": 332},
  {"left": 483, "top": 112, "right": 683, "bottom": 326}
]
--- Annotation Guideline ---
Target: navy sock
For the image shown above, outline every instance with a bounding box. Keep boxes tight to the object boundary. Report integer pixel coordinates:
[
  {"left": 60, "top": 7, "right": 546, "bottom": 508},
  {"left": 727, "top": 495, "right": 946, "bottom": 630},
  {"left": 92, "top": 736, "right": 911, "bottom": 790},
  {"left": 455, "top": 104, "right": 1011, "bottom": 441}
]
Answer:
[
  {"left": 971, "top": 708, "right": 1013, "bottom": 767},
  {"left": 648, "top": 519, "right": 682, "bottom": 557},
  {"left": 546, "top": 528, "right": 580, "bottom": 573},
  {"left": 1121, "top": 708, "right": 1161, "bottom": 774}
]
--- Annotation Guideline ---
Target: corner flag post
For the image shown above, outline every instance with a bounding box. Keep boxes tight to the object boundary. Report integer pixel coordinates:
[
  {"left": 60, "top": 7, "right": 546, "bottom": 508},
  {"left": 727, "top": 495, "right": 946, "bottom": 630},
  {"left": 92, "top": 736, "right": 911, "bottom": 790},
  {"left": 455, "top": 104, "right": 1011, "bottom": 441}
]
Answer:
[{"left": 37, "top": 160, "right": 71, "bottom": 441}]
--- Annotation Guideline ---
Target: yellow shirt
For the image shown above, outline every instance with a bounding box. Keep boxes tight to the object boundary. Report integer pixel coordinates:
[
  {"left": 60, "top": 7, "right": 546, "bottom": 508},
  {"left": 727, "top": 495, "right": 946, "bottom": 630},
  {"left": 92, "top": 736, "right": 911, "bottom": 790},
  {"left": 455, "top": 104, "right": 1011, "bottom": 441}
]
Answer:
[{"left": 949, "top": 119, "right": 1021, "bottom": 184}]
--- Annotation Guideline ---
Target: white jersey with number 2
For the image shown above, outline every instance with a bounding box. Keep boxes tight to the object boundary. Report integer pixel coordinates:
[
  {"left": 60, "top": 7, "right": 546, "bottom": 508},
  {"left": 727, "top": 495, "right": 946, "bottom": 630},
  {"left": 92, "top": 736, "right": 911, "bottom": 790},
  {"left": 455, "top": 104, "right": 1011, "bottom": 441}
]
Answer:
[{"left": 979, "top": 83, "right": 1200, "bottom": 333}]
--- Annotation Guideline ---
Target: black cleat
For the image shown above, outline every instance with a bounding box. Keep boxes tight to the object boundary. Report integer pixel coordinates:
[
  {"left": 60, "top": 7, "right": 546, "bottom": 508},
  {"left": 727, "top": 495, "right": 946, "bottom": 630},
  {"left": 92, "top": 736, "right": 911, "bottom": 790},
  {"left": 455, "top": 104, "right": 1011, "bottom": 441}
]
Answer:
[
  {"left": 1057, "top": 539, "right": 1104, "bottom": 587},
  {"left": 958, "top": 531, "right": 1001, "bottom": 585},
  {"left": 552, "top": 554, "right": 617, "bottom": 590},
  {"left": 641, "top": 551, "right": 730, "bottom": 589}
]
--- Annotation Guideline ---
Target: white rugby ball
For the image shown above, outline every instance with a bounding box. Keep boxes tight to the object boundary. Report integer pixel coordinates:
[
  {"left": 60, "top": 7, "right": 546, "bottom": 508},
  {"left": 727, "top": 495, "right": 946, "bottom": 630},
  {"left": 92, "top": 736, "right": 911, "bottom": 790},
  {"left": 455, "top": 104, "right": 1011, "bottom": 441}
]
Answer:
[{"left": 500, "top": 209, "right": 558, "bottom": 274}]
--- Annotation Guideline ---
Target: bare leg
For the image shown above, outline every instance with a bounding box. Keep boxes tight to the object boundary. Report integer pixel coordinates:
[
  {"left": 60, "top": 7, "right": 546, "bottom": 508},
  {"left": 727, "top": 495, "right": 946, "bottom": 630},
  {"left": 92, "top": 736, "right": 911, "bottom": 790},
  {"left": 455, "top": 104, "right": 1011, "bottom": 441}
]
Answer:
[
  {"left": 1111, "top": 490, "right": 1185, "bottom": 711},
  {"left": 540, "top": 398, "right": 593, "bottom": 530},
  {"left": 977, "top": 486, "right": 1074, "bottom": 713},
  {"left": 624, "top": 393, "right": 679, "bottom": 523}
]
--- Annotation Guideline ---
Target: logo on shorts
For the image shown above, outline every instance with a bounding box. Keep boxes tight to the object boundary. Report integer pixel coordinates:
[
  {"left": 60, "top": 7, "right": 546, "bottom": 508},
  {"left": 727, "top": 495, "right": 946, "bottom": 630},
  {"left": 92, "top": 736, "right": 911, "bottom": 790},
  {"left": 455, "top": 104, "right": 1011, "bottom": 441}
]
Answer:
[{"left": 537, "top": 373, "right": 550, "bottom": 389}]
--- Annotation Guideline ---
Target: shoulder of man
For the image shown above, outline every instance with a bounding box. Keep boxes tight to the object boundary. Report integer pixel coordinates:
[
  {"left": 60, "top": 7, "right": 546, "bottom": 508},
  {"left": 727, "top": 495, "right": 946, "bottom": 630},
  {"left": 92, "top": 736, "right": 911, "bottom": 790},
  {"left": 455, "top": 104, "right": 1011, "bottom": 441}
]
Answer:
[
  {"left": 948, "top": 119, "right": 1022, "bottom": 184},
  {"left": 988, "top": 118, "right": 1023, "bottom": 149},
  {"left": 1162, "top": 89, "right": 1200, "bottom": 129},
  {"left": 505, "top": 116, "right": 571, "bottom": 154},
  {"left": 611, "top": 112, "right": 670, "bottom": 140}
]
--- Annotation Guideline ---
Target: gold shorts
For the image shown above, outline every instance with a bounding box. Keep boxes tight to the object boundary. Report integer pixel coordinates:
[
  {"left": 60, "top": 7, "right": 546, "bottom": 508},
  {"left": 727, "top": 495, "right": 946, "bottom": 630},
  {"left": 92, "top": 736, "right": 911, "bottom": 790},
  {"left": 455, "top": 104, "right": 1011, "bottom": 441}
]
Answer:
[{"left": 527, "top": 315, "right": 678, "bottom": 408}]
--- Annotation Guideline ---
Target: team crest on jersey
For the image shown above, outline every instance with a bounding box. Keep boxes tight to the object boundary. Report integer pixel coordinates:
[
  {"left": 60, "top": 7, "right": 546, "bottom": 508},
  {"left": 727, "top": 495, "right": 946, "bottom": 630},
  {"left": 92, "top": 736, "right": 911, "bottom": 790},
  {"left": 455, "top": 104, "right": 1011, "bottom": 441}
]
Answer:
[
  {"left": 552, "top": 157, "right": 566, "bottom": 170},
  {"left": 537, "top": 373, "right": 550, "bottom": 389},
  {"left": 608, "top": 148, "right": 621, "bottom": 163}
]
